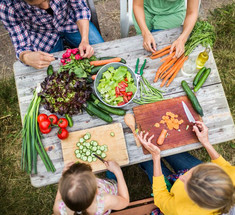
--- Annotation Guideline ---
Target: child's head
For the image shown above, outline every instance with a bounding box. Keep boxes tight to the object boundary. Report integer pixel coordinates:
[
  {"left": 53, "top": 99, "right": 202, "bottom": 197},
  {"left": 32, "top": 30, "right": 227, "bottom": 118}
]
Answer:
[
  {"left": 186, "top": 163, "right": 235, "bottom": 214},
  {"left": 59, "top": 163, "right": 97, "bottom": 214}
]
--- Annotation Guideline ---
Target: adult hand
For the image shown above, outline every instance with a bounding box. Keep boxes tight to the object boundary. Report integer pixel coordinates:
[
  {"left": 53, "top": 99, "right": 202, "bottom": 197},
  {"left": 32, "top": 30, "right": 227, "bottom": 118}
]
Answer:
[
  {"left": 78, "top": 40, "right": 94, "bottom": 58},
  {"left": 142, "top": 31, "right": 156, "bottom": 53},
  {"left": 193, "top": 121, "right": 210, "bottom": 146},
  {"left": 21, "top": 51, "right": 55, "bottom": 69},
  {"left": 137, "top": 131, "right": 161, "bottom": 158},
  {"left": 104, "top": 160, "right": 121, "bottom": 174},
  {"left": 170, "top": 37, "right": 186, "bottom": 58}
]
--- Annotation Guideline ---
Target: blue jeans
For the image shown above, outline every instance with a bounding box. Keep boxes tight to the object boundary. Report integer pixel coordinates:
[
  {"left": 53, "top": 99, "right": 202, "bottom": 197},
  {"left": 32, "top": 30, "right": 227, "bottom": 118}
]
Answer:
[
  {"left": 50, "top": 22, "right": 104, "bottom": 53},
  {"left": 139, "top": 152, "right": 202, "bottom": 184}
]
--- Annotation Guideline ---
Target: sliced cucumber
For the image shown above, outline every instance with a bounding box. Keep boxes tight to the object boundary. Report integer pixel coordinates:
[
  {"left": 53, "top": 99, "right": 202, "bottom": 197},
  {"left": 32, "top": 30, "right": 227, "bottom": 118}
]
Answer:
[
  {"left": 82, "top": 156, "right": 87, "bottom": 161},
  {"left": 97, "top": 150, "right": 101, "bottom": 155},
  {"left": 76, "top": 142, "right": 81, "bottom": 147},
  {"left": 88, "top": 156, "right": 93, "bottom": 163},
  {"left": 82, "top": 148, "right": 87, "bottom": 153},
  {"left": 86, "top": 142, "right": 91, "bottom": 148},
  {"left": 110, "top": 132, "right": 115, "bottom": 137},
  {"left": 101, "top": 152, "right": 106, "bottom": 158},
  {"left": 75, "top": 149, "right": 80, "bottom": 154},
  {"left": 79, "top": 138, "right": 85, "bottom": 143},
  {"left": 92, "top": 141, "right": 98, "bottom": 146},
  {"left": 76, "top": 153, "right": 81, "bottom": 158},
  {"left": 92, "top": 146, "right": 97, "bottom": 151},
  {"left": 86, "top": 151, "right": 91, "bottom": 156},
  {"left": 79, "top": 145, "right": 84, "bottom": 150},
  {"left": 84, "top": 133, "right": 91, "bottom": 140},
  {"left": 92, "top": 157, "right": 97, "bottom": 162},
  {"left": 100, "top": 145, "right": 105, "bottom": 151}
]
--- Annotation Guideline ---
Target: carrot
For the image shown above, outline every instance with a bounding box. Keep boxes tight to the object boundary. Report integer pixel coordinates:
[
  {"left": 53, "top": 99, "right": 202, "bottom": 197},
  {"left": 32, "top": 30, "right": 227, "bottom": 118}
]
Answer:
[
  {"left": 150, "top": 49, "right": 171, "bottom": 59},
  {"left": 160, "top": 51, "right": 176, "bottom": 62},
  {"left": 91, "top": 75, "right": 97, "bottom": 80},
  {"left": 157, "top": 129, "right": 168, "bottom": 145},
  {"left": 151, "top": 45, "right": 171, "bottom": 56},
  {"left": 159, "top": 57, "right": 178, "bottom": 78},
  {"left": 153, "top": 58, "right": 171, "bottom": 82},
  {"left": 166, "top": 56, "right": 188, "bottom": 87},
  {"left": 90, "top": 57, "right": 121, "bottom": 66}
]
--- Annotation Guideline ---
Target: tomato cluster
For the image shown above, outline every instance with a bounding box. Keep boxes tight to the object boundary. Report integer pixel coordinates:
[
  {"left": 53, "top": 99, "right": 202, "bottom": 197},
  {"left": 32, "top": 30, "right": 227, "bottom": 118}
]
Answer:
[
  {"left": 37, "top": 114, "right": 69, "bottom": 140},
  {"left": 115, "top": 80, "right": 133, "bottom": 106}
]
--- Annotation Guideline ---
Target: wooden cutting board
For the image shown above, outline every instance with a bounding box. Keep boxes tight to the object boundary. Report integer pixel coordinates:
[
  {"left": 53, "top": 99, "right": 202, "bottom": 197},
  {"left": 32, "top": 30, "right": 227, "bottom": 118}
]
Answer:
[
  {"left": 133, "top": 96, "right": 202, "bottom": 154},
  {"left": 61, "top": 123, "right": 129, "bottom": 172}
]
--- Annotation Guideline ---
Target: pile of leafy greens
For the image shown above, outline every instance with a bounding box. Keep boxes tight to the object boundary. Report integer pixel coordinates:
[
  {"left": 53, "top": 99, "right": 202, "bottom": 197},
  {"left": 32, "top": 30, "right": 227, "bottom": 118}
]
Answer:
[
  {"left": 185, "top": 21, "right": 216, "bottom": 56},
  {"left": 39, "top": 71, "right": 92, "bottom": 115},
  {"left": 97, "top": 66, "right": 137, "bottom": 106}
]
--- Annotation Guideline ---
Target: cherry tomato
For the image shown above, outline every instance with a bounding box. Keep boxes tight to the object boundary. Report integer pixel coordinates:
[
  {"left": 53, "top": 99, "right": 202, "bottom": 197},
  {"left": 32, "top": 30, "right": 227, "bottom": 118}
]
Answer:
[
  {"left": 123, "top": 96, "right": 129, "bottom": 103},
  {"left": 121, "top": 81, "right": 128, "bottom": 87},
  {"left": 119, "top": 87, "right": 126, "bottom": 92},
  {"left": 57, "top": 128, "right": 69, "bottom": 140},
  {"left": 57, "top": 118, "right": 68, "bottom": 128},
  {"left": 127, "top": 96, "right": 132, "bottom": 100},
  {"left": 48, "top": 114, "right": 58, "bottom": 125},
  {"left": 39, "top": 119, "right": 51, "bottom": 130},
  {"left": 118, "top": 102, "right": 125, "bottom": 106},
  {"left": 37, "top": 114, "right": 48, "bottom": 123},
  {"left": 126, "top": 92, "right": 133, "bottom": 96},
  {"left": 39, "top": 126, "right": 52, "bottom": 134},
  {"left": 124, "top": 77, "right": 128, "bottom": 82}
]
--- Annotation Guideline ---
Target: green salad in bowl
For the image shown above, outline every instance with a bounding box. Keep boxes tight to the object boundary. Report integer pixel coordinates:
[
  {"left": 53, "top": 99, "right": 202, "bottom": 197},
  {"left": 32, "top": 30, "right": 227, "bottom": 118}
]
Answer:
[{"left": 94, "top": 63, "right": 138, "bottom": 107}]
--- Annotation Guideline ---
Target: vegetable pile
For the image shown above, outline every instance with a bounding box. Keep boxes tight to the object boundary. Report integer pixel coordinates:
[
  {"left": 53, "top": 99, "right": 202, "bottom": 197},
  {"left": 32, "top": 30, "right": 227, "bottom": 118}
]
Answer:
[
  {"left": 40, "top": 71, "right": 92, "bottom": 115},
  {"left": 75, "top": 133, "right": 108, "bottom": 162},
  {"left": 97, "top": 66, "right": 137, "bottom": 106},
  {"left": 150, "top": 21, "right": 215, "bottom": 87},
  {"left": 22, "top": 85, "right": 55, "bottom": 174}
]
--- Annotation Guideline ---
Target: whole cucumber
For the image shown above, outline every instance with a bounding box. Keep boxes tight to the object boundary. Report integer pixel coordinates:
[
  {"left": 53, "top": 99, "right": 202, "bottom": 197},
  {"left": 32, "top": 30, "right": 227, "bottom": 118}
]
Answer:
[
  {"left": 194, "top": 68, "right": 211, "bottom": 92},
  {"left": 47, "top": 65, "right": 54, "bottom": 76},
  {"left": 193, "top": 67, "right": 206, "bottom": 86},
  {"left": 90, "top": 66, "right": 103, "bottom": 74},
  {"left": 65, "top": 114, "right": 73, "bottom": 127},
  {"left": 181, "top": 80, "right": 204, "bottom": 116}
]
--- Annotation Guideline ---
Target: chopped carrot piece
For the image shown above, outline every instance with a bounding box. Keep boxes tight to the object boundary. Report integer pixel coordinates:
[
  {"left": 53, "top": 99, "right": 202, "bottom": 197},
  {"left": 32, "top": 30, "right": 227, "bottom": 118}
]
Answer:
[{"left": 154, "top": 123, "right": 160, "bottom": 128}]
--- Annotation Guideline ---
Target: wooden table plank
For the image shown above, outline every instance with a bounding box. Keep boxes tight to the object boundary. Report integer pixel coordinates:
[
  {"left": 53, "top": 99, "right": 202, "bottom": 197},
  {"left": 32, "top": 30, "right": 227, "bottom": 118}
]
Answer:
[{"left": 13, "top": 27, "right": 235, "bottom": 187}]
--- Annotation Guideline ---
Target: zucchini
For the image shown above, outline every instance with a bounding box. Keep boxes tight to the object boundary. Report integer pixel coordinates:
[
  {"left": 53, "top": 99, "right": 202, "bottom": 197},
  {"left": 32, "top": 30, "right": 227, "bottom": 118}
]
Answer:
[
  {"left": 181, "top": 80, "right": 204, "bottom": 116},
  {"left": 85, "top": 101, "right": 113, "bottom": 123},
  {"left": 90, "top": 94, "right": 126, "bottom": 116},
  {"left": 65, "top": 114, "right": 73, "bottom": 127},
  {"left": 91, "top": 66, "right": 103, "bottom": 74},
  {"left": 194, "top": 68, "right": 211, "bottom": 92},
  {"left": 193, "top": 67, "right": 206, "bottom": 86},
  {"left": 99, "top": 56, "right": 126, "bottom": 64},
  {"left": 47, "top": 65, "right": 54, "bottom": 76}
]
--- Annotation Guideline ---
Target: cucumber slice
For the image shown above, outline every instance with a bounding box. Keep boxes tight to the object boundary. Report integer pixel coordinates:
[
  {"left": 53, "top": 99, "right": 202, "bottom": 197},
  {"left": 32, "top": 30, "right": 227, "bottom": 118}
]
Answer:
[
  {"left": 79, "top": 145, "right": 84, "bottom": 150},
  {"left": 75, "top": 149, "right": 80, "bottom": 154},
  {"left": 101, "top": 152, "right": 106, "bottom": 158},
  {"left": 92, "top": 146, "right": 97, "bottom": 152},
  {"left": 79, "top": 138, "right": 85, "bottom": 143},
  {"left": 86, "top": 151, "right": 91, "bottom": 156},
  {"left": 82, "top": 156, "right": 87, "bottom": 161},
  {"left": 82, "top": 148, "right": 87, "bottom": 153},
  {"left": 84, "top": 133, "right": 91, "bottom": 140},
  {"left": 90, "top": 140, "right": 95, "bottom": 145},
  {"left": 103, "top": 145, "right": 108, "bottom": 152},
  {"left": 76, "top": 153, "right": 81, "bottom": 158},
  {"left": 97, "top": 150, "right": 101, "bottom": 155},
  {"left": 92, "top": 157, "right": 97, "bottom": 162},
  {"left": 110, "top": 132, "right": 115, "bottom": 137},
  {"left": 100, "top": 146, "right": 105, "bottom": 151},
  {"left": 88, "top": 156, "right": 93, "bottom": 163},
  {"left": 76, "top": 142, "right": 81, "bottom": 147},
  {"left": 92, "top": 141, "right": 98, "bottom": 146},
  {"left": 86, "top": 142, "right": 91, "bottom": 148}
]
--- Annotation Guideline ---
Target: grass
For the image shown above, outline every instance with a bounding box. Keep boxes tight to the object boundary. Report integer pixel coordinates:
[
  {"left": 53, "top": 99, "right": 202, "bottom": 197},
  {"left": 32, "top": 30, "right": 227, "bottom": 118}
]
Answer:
[{"left": 0, "top": 3, "right": 235, "bottom": 214}]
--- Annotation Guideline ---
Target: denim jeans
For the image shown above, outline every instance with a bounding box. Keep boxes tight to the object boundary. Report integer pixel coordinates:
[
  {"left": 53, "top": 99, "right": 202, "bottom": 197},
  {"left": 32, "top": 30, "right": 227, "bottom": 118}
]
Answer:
[
  {"left": 50, "top": 22, "right": 104, "bottom": 53},
  {"left": 139, "top": 152, "right": 202, "bottom": 184}
]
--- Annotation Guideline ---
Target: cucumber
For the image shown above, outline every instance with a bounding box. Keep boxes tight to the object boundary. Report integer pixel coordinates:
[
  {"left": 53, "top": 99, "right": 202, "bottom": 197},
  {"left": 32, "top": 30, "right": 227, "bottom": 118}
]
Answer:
[
  {"left": 99, "top": 56, "right": 126, "bottom": 64},
  {"left": 92, "top": 157, "right": 97, "bottom": 162},
  {"left": 97, "top": 150, "right": 101, "bottom": 155},
  {"left": 86, "top": 108, "right": 94, "bottom": 116},
  {"left": 100, "top": 145, "right": 105, "bottom": 151},
  {"left": 84, "top": 133, "right": 91, "bottom": 140},
  {"left": 88, "top": 156, "right": 93, "bottom": 163},
  {"left": 91, "top": 66, "right": 103, "bottom": 74},
  {"left": 194, "top": 68, "right": 211, "bottom": 92},
  {"left": 76, "top": 142, "right": 81, "bottom": 147},
  {"left": 79, "top": 145, "right": 84, "bottom": 150},
  {"left": 193, "top": 67, "right": 206, "bottom": 86},
  {"left": 90, "top": 94, "right": 126, "bottom": 116},
  {"left": 76, "top": 153, "right": 81, "bottom": 158},
  {"left": 65, "top": 114, "right": 73, "bottom": 127},
  {"left": 181, "top": 80, "right": 204, "bottom": 116},
  {"left": 75, "top": 149, "right": 80, "bottom": 154},
  {"left": 85, "top": 101, "right": 113, "bottom": 123},
  {"left": 47, "top": 65, "right": 54, "bottom": 76},
  {"left": 101, "top": 152, "right": 106, "bottom": 158},
  {"left": 79, "top": 138, "right": 85, "bottom": 143},
  {"left": 110, "top": 132, "right": 115, "bottom": 137}
]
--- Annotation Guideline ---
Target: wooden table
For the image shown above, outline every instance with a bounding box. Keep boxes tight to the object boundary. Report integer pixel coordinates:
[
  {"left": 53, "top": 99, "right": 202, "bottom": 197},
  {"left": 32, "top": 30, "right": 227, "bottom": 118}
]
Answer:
[{"left": 13, "top": 27, "right": 235, "bottom": 187}]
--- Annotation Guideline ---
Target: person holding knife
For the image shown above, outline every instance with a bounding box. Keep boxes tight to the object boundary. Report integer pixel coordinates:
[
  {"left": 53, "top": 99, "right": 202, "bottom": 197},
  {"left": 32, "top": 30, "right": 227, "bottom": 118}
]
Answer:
[{"left": 138, "top": 121, "right": 235, "bottom": 215}]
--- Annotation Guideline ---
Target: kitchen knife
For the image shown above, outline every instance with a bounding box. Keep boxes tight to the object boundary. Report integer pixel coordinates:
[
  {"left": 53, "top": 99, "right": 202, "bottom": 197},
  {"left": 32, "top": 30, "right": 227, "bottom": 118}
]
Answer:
[
  {"left": 92, "top": 153, "right": 106, "bottom": 163},
  {"left": 182, "top": 101, "right": 196, "bottom": 123}
]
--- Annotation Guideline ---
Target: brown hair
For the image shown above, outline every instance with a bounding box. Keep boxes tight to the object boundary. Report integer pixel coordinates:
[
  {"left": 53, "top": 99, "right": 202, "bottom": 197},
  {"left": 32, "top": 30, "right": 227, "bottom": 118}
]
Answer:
[
  {"left": 187, "top": 163, "right": 235, "bottom": 214},
  {"left": 59, "top": 163, "right": 97, "bottom": 215}
]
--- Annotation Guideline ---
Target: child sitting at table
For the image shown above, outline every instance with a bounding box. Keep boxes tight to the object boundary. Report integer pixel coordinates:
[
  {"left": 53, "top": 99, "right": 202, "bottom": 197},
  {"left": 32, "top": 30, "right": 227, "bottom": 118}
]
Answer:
[{"left": 53, "top": 160, "right": 129, "bottom": 215}]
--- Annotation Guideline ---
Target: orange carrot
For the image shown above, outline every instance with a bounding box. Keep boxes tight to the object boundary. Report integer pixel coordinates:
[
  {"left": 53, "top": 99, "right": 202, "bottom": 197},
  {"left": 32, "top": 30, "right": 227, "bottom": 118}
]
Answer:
[
  {"left": 157, "top": 129, "right": 168, "bottom": 145},
  {"left": 90, "top": 57, "right": 121, "bottom": 66},
  {"left": 91, "top": 75, "right": 97, "bottom": 80},
  {"left": 154, "top": 58, "right": 171, "bottom": 82},
  {"left": 150, "top": 49, "right": 171, "bottom": 59},
  {"left": 166, "top": 56, "right": 188, "bottom": 87},
  {"left": 151, "top": 45, "right": 171, "bottom": 56},
  {"left": 159, "top": 57, "right": 178, "bottom": 78},
  {"left": 160, "top": 51, "right": 176, "bottom": 62}
]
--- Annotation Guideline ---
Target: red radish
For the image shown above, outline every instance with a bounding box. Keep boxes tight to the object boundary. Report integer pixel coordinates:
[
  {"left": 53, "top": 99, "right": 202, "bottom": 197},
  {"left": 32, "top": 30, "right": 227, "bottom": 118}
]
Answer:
[
  {"left": 66, "top": 49, "right": 72, "bottom": 54},
  {"left": 71, "top": 49, "right": 78, "bottom": 55},
  {"left": 66, "top": 58, "right": 71, "bottom": 62},
  {"left": 60, "top": 59, "right": 65, "bottom": 64},
  {"left": 75, "top": 54, "right": 81, "bottom": 60}
]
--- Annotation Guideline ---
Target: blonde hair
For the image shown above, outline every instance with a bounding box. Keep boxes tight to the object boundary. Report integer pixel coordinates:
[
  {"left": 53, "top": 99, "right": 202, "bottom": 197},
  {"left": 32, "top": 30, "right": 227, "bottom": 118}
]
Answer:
[
  {"left": 187, "top": 163, "right": 235, "bottom": 214},
  {"left": 59, "top": 163, "right": 97, "bottom": 215}
]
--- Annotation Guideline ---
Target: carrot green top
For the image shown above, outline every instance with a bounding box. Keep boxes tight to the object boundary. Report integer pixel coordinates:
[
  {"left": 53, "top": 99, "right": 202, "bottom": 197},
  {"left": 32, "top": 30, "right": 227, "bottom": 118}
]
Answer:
[
  {"left": 152, "top": 155, "right": 235, "bottom": 215},
  {"left": 133, "top": 0, "right": 186, "bottom": 34}
]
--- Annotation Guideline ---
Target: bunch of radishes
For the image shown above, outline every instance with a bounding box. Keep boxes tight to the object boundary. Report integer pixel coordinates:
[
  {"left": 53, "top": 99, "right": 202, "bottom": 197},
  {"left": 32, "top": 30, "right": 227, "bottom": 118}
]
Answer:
[{"left": 60, "top": 48, "right": 83, "bottom": 65}]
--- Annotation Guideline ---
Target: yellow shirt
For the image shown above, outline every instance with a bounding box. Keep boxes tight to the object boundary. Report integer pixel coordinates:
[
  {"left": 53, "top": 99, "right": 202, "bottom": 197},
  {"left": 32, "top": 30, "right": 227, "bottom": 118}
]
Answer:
[{"left": 152, "top": 156, "right": 235, "bottom": 215}]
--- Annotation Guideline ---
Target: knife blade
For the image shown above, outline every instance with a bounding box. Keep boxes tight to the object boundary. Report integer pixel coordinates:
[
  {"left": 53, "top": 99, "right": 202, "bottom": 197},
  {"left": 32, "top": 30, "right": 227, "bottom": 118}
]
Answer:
[
  {"left": 92, "top": 153, "right": 105, "bottom": 163},
  {"left": 182, "top": 101, "right": 196, "bottom": 123}
]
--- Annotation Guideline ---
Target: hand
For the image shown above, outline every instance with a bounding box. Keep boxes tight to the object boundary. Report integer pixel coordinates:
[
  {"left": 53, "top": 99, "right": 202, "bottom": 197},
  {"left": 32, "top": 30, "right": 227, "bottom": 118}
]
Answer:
[
  {"left": 62, "top": 162, "right": 74, "bottom": 174},
  {"left": 193, "top": 121, "right": 210, "bottom": 146},
  {"left": 170, "top": 36, "right": 186, "bottom": 58},
  {"left": 104, "top": 160, "right": 121, "bottom": 174},
  {"left": 21, "top": 51, "right": 55, "bottom": 69},
  {"left": 137, "top": 131, "right": 161, "bottom": 158},
  {"left": 78, "top": 40, "right": 94, "bottom": 58},
  {"left": 142, "top": 31, "right": 156, "bottom": 53}
]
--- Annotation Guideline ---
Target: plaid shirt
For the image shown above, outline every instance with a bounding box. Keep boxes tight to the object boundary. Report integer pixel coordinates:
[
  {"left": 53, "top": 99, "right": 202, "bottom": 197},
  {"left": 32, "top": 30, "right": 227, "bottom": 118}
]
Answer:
[{"left": 0, "top": 0, "right": 91, "bottom": 58}]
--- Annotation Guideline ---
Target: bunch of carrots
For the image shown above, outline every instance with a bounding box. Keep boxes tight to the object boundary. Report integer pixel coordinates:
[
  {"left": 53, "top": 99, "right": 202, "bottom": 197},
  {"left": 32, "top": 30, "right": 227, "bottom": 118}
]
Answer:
[{"left": 150, "top": 45, "right": 188, "bottom": 87}]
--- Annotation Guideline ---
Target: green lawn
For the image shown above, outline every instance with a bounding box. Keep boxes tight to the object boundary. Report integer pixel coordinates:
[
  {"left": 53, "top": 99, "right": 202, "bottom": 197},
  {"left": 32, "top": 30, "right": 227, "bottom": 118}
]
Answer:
[{"left": 0, "top": 4, "right": 235, "bottom": 215}]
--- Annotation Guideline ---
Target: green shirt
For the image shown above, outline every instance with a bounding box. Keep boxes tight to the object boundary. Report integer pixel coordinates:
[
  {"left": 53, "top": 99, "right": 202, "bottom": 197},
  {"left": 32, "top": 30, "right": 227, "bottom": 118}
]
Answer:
[{"left": 133, "top": 0, "right": 186, "bottom": 34}]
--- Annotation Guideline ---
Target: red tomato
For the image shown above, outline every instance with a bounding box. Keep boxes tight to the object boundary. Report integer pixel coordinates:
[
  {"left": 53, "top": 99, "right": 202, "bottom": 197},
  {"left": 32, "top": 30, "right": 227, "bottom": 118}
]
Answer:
[
  {"left": 124, "top": 77, "right": 128, "bottom": 82},
  {"left": 119, "top": 88, "right": 126, "bottom": 92},
  {"left": 57, "top": 118, "right": 68, "bottom": 128},
  {"left": 57, "top": 128, "right": 69, "bottom": 140},
  {"left": 121, "top": 81, "right": 128, "bottom": 87},
  {"left": 39, "top": 126, "right": 52, "bottom": 134},
  {"left": 39, "top": 119, "right": 51, "bottom": 130},
  {"left": 127, "top": 96, "right": 132, "bottom": 100},
  {"left": 126, "top": 92, "right": 133, "bottom": 96},
  {"left": 123, "top": 96, "right": 129, "bottom": 103},
  {"left": 115, "top": 86, "right": 120, "bottom": 95},
  {"left": 118, "top": 102, "right": 125, "bottom": 106},
  {"left": 37, "top": 114, "right": 48, "bottom": 123},
  {"left": 48, "top": 114, "right": 58, "bottom": 125}
]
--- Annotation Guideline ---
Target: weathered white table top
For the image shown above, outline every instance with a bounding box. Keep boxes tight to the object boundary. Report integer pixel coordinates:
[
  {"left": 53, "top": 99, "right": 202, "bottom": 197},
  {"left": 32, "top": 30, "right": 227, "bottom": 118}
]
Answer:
[{"left": 13, "top": 27, "right": 235, "bottom": 187}]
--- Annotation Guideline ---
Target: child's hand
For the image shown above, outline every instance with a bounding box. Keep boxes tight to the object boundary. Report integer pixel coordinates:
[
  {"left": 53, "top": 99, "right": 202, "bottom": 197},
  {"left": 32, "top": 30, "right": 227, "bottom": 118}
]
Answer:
[
  {"left": 193, "top": 121, "right": 210, "bottom": 146},
  {"left": 104, "top": 161, "right": 121, "bottom": 174},
  {"left": 62, "top": 162, "right": 74, "bottom": 174}
]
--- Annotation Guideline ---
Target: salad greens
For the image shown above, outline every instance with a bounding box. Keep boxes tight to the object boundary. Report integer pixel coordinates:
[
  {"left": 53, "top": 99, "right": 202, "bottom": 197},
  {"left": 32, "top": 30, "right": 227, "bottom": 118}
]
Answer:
[{"left": 97, "top": 66, "right": 137, "bottom": 106}]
